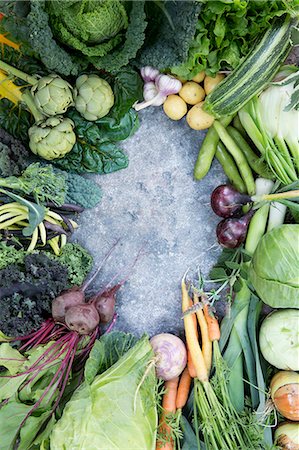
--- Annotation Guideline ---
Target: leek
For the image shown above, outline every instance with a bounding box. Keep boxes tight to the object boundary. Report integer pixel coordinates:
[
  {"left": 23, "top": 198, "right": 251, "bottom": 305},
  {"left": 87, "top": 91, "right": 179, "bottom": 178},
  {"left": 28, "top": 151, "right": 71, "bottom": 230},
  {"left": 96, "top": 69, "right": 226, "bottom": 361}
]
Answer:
[{"left": 239, "top": 66, "right": 299, "bottom": 185}]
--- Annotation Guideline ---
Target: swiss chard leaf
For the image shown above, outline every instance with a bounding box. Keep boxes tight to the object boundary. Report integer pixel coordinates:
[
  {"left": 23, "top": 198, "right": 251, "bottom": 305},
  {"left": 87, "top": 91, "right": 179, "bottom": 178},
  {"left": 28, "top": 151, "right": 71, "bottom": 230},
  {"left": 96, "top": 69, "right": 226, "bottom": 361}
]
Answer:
[
  {"left": 56, "top": 108, "right": 139, "bottom": 174},
  {"left": 110, "top": 68, "right": 143, "bottom": 122},
  {"left": 0, "top": 189, "right": 46, "bottom": 236},
  {"left": 54, "top": 141, "right": 128, "bottom": 174},
  {"left": 0, "top": 100, "right": 32, "bottom": 143}
]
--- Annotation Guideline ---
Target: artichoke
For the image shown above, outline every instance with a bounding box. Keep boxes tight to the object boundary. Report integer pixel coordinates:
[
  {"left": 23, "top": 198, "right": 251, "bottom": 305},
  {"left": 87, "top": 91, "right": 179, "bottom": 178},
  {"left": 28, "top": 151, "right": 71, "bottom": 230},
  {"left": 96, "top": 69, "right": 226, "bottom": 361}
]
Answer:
[
  {"left": 74, "top": 74, "right": 114, "bottom": 121},
  {"left": 29, "top": 116, "right": 76, "bottom": 160},
  {"left": 31, "top": 74, "right": 74, "bottom": 117}
]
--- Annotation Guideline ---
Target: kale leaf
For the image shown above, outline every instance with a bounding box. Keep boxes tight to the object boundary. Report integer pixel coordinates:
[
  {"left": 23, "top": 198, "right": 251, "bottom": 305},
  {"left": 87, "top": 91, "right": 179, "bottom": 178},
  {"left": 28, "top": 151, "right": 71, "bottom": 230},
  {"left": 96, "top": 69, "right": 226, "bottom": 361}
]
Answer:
[
  {"left": 137, "top": 0, "right": 202, "bottom": 70},
  {"left": 0, "top": 253, "right": 68, "bottom": 337},
  {"left": 0, "top": 127, "right": 30, "bottom": 177}
]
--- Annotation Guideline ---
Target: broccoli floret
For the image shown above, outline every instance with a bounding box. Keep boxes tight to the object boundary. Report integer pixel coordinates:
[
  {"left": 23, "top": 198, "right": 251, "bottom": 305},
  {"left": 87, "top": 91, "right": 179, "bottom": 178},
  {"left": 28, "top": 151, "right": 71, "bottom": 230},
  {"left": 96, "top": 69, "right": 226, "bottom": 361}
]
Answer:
[
  {"left": 0, "top": 128, "right": 30, "bottom": 177},
  {"left": 0, "top": 253, "right": 68, "bottom": 337},
  {"left": 64, "top": 172, "right": 102, "bottom": 209}
]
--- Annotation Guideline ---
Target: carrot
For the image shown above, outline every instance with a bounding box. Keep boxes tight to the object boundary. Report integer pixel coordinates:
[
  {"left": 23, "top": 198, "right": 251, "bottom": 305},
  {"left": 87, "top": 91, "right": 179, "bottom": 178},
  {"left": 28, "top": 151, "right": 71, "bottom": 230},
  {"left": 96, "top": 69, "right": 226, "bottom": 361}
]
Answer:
[
  {"left": 182, "top": 277, "right": 208, "bottom": 382},
  {"left": 156, "top": 377, "right": 179, "bottom": 450},
  {"left": 187, "top": 297, "right": 198, "bottom": 378},
  {"left": 176, "top": 367, "right": 192, "bottom": 410},
  {"left": 203, "top": 304, "right": 220, "bottom": 342},
  {"left": 194, "top": 293, "right": 212, "bottom": 374}
]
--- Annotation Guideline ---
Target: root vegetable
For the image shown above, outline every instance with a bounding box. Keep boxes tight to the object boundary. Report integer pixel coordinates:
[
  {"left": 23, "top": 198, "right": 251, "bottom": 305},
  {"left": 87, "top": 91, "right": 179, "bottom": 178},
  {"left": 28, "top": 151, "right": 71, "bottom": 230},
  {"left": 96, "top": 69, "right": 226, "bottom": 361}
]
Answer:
[
  {"left": 64, "top": 303, "right": 100, "bottom": 335},
  {"left": 163, "top": 94, "right": 187, "bottom": 120},
  {"left": 204, "top": 73, "right": 225, "bottom": 95},
  {"left": 275, "top": 422, "right": 299, "bottom": 449},
  {"left": 179, "top": 81, "right": 205, "bottom": 105},
  {"left": 271, "top": 371, "right": 299, "bottom": 421},
  {"left": 52, "top": 286, "right": 86, "bottom": 323},
  {"left": 150, "top": 333, "right": 187, "bottom": 381},
  {"left": 187, "top": 101, "right": 215, "bottom": 130},
  {"left": 192, "top": 71, "right": 205, "bottom": 83}
]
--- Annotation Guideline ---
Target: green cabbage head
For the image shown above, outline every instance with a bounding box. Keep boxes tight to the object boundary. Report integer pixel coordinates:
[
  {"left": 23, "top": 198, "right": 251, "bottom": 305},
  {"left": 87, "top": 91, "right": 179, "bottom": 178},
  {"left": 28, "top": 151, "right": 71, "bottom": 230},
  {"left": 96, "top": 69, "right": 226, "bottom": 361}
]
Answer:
[
  {"left": 50, "top": 335, "right": 157, "bottom": 449},
  {"left": 46, "top": 0, "right": 128, "bottom": 57},
  {"left": 249, "top": 224, "right": 299, "bottom": 308}
]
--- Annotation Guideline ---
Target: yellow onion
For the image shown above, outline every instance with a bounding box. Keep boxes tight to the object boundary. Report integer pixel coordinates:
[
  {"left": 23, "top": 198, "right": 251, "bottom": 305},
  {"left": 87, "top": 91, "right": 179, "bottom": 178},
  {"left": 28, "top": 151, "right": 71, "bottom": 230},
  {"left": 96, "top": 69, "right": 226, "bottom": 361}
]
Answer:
[
  {"left": 275, "top": 422, "right": 299, "bottom": 449},
  {"left": 270, "top": 371, "right": 299, "bottom": 421}
]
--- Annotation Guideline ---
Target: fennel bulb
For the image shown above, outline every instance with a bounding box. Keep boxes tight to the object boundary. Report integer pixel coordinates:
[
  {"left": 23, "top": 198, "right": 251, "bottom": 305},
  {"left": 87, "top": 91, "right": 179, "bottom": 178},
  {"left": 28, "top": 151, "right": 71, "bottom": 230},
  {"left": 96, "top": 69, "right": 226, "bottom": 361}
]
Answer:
[{"left": 239, "top": 67, "right": 299, "bottom": 184}]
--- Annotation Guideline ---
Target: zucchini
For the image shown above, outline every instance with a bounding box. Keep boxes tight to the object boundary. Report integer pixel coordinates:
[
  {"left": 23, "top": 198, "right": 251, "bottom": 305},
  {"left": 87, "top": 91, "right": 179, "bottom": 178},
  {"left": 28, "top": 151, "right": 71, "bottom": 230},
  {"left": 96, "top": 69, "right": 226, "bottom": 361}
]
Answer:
[{"left": 204, "top": 15, "right": 294, "bottom": 118}]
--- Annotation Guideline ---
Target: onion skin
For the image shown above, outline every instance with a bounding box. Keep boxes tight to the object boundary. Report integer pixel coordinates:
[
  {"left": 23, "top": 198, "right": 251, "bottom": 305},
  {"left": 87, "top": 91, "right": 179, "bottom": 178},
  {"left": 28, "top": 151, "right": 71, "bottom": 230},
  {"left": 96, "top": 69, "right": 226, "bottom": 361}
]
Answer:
[
  {"left": 275, "top": 422, "right": 299, "bottom": 450},
  {"left": 271, "top": 371, "right": 299, "bottom": 421},
  {"left": 150, "top": 333, "right": 187, "bottom": 381}
]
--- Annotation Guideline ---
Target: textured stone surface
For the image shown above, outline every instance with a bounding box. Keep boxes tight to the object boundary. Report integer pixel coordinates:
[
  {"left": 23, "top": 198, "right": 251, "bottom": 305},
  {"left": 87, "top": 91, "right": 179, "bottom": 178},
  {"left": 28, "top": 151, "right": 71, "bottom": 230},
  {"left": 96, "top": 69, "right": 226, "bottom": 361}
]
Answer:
[{"left": 74, "top": 108, "right": 226, "bottom": 337}]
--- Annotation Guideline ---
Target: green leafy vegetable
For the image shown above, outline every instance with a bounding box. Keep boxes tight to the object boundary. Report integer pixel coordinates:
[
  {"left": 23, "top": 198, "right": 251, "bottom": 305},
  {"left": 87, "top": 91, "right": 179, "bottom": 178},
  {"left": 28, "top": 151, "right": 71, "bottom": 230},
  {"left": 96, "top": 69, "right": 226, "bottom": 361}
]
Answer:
[
  {"left": 63, "top": 172, "right": 102, "bottom": 209},
  {"left": 27, "top": 0, "right": 85, "bottom": 76},
  {"left": 172, "top": 0, "right": 299, "bottom": 78},
  {"left": 50, "top": 335, "right": 158, "bottom": 450},
  {"left": 84, "top": 331, "right": 138, "bottom": 384},
  {"left": 249, "top": 224, "right": 299, "bottom": 308},
  {"left": 46, "top": 0, "right": 128, "bottom": 57},
  {"left": 0, "top": 242, "right": 25, "bottom": 269},
  {"left": 0, "top": 125, "right": 30, "bottom": 177},
  {"left": 110, "top": 68, "right": 143, "bottom": 122},
  {"left": 137, "top": 1, "right": 202, "bottom": 70},
  {"left": 54, "top": 108, "right": 139, "bottom": 174},
  {"left": 49, "top": 243, "right": 93, "bottom": 287},
  {"left": 0, "top": 162, "right": 67, "bottom": 206},
  {"left": 0, "top": 253, "right": 68, "bottom": 337}
]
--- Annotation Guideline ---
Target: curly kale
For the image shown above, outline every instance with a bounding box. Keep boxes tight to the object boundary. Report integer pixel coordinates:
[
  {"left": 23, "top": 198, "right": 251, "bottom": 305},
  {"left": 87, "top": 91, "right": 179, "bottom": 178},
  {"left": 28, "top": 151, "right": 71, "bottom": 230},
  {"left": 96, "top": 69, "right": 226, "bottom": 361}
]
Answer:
[
  {"left": 50, "top": 243, "right": 93, "bottom": 286},
  {"left": 0, "top": 242, "right": 25, "bottom": 270},
  {"left": 136, "top": 1, "right": 202, "bottom": 70},
  {"left": 0, "top": 253, "right": 68, "bottom": 337},
  {"left": 0, "top": 127, "right": 30, "bottom": 177}
]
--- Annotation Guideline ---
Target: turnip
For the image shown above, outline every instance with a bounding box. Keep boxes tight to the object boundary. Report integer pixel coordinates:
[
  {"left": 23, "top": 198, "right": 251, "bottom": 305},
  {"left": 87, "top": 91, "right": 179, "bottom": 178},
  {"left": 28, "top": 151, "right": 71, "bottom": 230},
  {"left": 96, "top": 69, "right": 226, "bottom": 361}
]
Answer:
[{"left": 150, "top": 333, "right": 187, "bottom": 381}]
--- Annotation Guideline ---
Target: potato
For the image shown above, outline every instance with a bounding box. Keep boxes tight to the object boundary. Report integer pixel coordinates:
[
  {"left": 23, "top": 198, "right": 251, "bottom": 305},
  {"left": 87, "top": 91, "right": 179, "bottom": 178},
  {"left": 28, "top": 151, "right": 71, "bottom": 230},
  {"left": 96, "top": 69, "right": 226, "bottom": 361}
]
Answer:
[
  {"left": 179, "top": 81, "right": 205, "bottom": 105},
  {"left": 176, "top": 76, "right": 187, "bottom": 84},
  {"left": 186, "top": 101, "right": 214, "bottom": 130},
  {"left": 192, "top": 71, "right": 205, "bottom": 83},
  {"left": 204, "top": 73, "right": 225, "bottom": 95},
  {"left": 163, "top": 94, "right": 187, "bottom": 121}
]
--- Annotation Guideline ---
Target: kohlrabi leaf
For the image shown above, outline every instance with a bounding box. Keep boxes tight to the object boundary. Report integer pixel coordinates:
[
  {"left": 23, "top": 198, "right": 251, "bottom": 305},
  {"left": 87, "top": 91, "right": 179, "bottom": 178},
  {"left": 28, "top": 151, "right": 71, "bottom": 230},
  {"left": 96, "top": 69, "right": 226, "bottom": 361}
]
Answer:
[
  {"left": 50, "top": 335, "right": 157, "bottom": 450},
  {"left": 84, "top": 331, "right": 137, "bottom": 384},
  {"left": 0, "top": 189, "right": 46, "bottom": 236}
]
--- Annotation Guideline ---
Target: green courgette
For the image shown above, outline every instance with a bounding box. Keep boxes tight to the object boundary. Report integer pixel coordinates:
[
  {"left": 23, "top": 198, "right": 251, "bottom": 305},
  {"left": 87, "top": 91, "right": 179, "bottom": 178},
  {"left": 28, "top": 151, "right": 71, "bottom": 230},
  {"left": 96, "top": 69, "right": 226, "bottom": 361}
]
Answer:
[{"left": 203, "top": 15, "right": 294, "bottom": 118}]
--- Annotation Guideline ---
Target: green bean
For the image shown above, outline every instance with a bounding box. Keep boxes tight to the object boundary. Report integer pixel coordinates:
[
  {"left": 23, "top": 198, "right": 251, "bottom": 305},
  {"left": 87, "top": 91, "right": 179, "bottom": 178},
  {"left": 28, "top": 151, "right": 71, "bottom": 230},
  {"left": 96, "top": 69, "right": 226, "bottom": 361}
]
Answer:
[
  {"left": 232, "top": 115, "right": 247, "bottom": 139},
  {"left": 194, "top": 116, "right": 233, "bottom": 180},
  {"left": 213, "top": 121, "right": 256, "bottom": 195},
  {"left": 227, "top": 126, "right": 273, "bottom": 179},
  {"left": 216, "top": 142, "right": 247, "bottom": 193}
]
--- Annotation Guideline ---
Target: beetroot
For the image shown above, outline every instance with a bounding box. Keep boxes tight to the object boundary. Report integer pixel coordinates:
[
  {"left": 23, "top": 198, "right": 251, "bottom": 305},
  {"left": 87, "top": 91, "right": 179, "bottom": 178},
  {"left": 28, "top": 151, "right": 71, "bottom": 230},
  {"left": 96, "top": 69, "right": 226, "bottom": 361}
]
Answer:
[
  {"left": 52, "top": 286, "right": 85, "bottom": 323},
  {"left": 65, "top": 304, "right": 100, "bottom": 335}
]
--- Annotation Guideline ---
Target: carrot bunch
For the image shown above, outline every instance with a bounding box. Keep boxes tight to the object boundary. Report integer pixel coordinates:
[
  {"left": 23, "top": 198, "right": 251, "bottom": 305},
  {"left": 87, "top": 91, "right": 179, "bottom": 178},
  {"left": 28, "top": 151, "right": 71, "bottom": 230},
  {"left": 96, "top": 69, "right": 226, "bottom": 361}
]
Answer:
[
  {"left": 155, "top": 366, "right": 192, "bottom": 450},
  {"left": 180, "top": 276, "right": 264, "bottom": 450},
  {"left": 155, "top": 281, "right": 219, "bottom": 450}
]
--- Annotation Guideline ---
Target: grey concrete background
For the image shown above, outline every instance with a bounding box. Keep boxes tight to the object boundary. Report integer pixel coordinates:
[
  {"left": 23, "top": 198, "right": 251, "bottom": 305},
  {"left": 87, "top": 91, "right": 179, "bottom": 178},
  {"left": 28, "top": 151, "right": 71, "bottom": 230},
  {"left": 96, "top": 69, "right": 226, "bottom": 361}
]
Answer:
[{"left": 74, "top": 107, "right": 226, "bottom": 338}]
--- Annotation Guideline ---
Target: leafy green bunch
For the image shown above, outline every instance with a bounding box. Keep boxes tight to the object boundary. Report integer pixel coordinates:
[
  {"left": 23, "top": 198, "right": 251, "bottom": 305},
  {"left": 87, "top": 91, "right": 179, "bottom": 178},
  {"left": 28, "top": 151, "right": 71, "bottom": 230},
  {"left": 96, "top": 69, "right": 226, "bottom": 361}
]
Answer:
[{"left": 172, "top": 0, "right": 299, "bottom": 79}]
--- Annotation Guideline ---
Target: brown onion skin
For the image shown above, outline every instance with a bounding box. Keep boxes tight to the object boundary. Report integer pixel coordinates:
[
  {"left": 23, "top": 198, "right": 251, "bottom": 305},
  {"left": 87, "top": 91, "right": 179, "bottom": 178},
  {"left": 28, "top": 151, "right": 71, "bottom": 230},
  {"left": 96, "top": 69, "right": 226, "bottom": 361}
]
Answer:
[
  {"left": 273, "top": 384, "right": 299, "bottom": 421},
  {"left": 275, "top": 422, "right": 299, "bottom": 450},
  {"left": 52, "top": 286, "right": 85, "bottom": 323},
  {"left": 64, "top": 303, "right": 100, "bottom": 335},
  {"left": 271, "top": 372, "right": 299, "bottom": 421}
]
